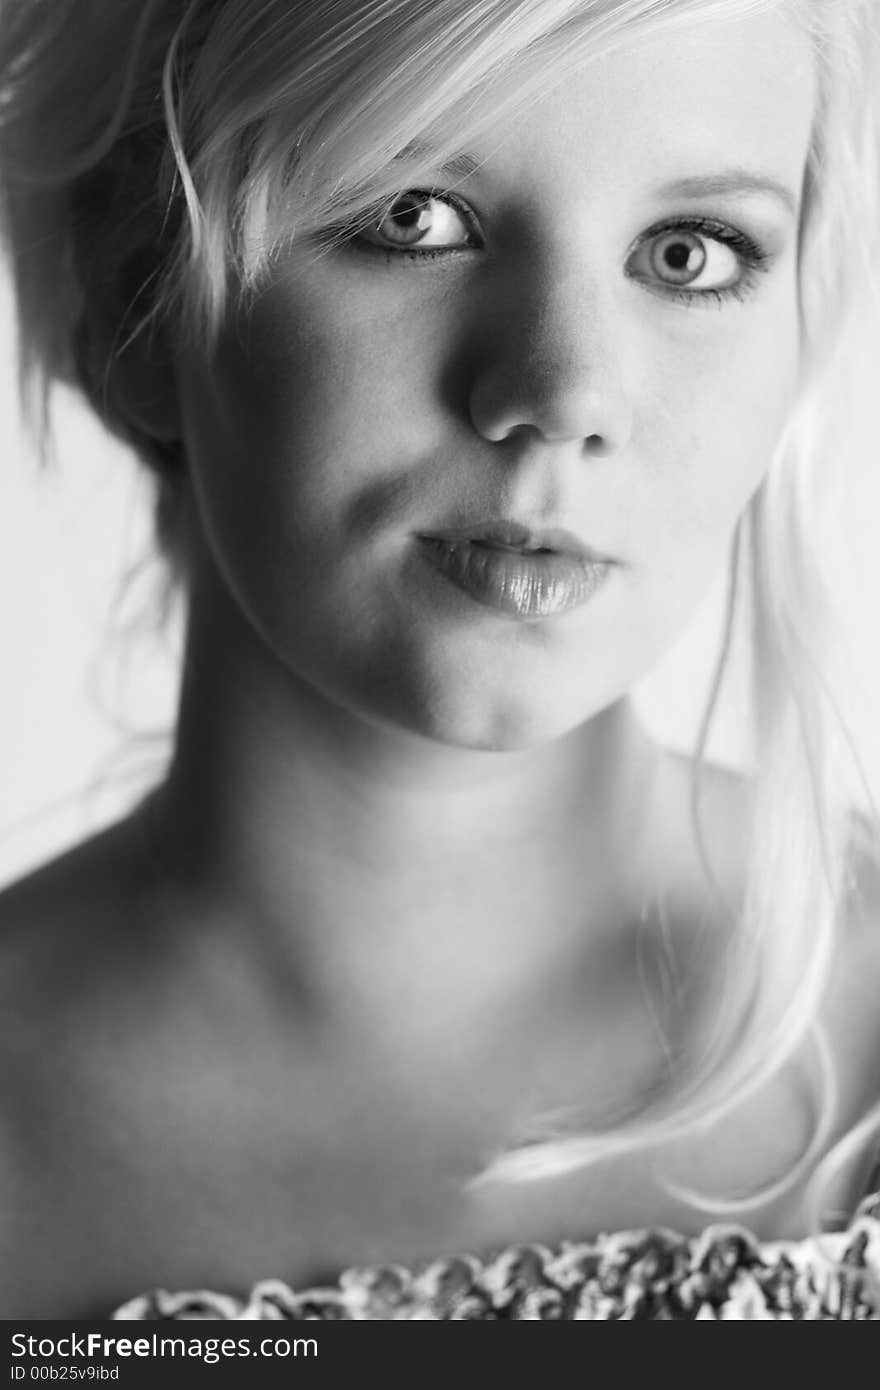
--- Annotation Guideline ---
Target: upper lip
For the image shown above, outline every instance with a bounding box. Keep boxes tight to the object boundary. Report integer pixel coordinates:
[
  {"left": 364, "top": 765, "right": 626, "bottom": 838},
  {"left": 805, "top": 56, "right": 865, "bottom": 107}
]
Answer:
[{"left": 418, "top": 520, "right": 608, "bottom": 560}]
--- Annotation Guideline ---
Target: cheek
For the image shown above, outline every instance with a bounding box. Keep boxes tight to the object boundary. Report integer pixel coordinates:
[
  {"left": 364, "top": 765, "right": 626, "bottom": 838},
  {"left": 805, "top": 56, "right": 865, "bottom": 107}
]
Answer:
[
  {"left": 637, "top": 305, "right": 800, "bottom": 554},
  {"left": 238, "top": 271, "right": 440, "bottom": 449},
  {"left": 179, "top": 289, "right": 429, "bottom": 556},
  {"left": 176, "top": 272, "right": 460, "bottom": 695}
]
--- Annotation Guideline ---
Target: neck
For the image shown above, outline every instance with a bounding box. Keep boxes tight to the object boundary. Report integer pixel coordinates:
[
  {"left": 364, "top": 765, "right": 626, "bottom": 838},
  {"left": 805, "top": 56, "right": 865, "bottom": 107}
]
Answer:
[{"left": 145, "top": 553, "right": 663, "bottom": 1023}]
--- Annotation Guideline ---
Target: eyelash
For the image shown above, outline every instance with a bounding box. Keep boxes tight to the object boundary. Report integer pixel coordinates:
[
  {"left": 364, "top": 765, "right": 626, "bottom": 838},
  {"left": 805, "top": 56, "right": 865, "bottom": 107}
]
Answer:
[
  {"left": 349, "top": 189, "right": 480, "bottom": 263},
  {"left": 628, "top": 216, "right": 771, "bottom": 306},
  {"left": 346, "top": 193, "right": 771, "bottom": 305}
]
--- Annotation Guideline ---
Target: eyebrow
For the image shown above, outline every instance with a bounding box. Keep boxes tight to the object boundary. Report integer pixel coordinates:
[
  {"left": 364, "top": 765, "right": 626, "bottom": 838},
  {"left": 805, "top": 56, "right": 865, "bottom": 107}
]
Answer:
[
  {"left": 652, "top": 170, "right": 799, "bottom": 215},
  {"left": 391, "top": 150, "right": 800, "bottom": 214},
  {"left": 393, "top": 145, "right": 482, "bottom": 181}
]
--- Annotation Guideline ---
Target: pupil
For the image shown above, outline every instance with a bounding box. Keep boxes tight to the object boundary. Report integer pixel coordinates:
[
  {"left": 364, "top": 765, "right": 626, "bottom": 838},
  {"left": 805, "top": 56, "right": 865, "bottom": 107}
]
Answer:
[
  {"left": 665, "top": 242, "right": 693, "bottom": 271},
  {"left": 378, "top": 193, "right": 434, "bottom": 246},
  {"left": 393, "top": 196, "right": 427, "bottom": 228}
]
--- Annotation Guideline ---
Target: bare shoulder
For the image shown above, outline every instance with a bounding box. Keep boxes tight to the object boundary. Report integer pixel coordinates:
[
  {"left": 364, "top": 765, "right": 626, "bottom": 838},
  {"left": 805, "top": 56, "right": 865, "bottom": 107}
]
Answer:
[
  {"left": 0, "top": 798, "right": 225, "bottom": 1119},
  {"left": 0, "top": 812, "right": 153, "bottom": 1094},
  {"left": 0, "top": 812, "right": 181, "bottom": 1314},
  {"left": 0, "top": 811, "right": 159, "bottom": 1039}
]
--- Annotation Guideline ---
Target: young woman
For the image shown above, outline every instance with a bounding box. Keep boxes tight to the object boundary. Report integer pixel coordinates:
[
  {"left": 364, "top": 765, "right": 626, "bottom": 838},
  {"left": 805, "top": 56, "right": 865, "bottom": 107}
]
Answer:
[{"left": 1, "top": 0, "right": 879, "bottom": 1320}]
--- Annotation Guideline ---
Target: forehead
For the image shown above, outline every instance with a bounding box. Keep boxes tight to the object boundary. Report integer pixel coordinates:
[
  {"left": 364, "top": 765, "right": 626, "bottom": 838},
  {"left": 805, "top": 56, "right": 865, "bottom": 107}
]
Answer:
[{"left": 459, "top": 8, "right": 817, "bottom": 201}]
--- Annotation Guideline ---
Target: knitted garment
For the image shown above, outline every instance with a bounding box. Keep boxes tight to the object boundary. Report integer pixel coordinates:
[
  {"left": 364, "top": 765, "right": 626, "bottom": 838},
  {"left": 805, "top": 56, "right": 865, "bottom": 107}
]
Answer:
[{"left": 112, "top": 1192, "right": 880, "bottom": 1321}]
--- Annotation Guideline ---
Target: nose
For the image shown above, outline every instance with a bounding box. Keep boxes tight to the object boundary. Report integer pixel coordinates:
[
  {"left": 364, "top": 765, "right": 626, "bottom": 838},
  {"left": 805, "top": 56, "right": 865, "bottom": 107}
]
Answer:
[{"left": 468, "top": 270, "right": 634, "bottom": 455}]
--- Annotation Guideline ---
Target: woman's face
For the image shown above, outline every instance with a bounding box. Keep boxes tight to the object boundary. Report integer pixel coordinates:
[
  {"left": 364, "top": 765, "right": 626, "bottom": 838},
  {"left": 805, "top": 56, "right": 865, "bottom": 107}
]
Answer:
[{"left": 177, "top": 7, "right": 815, "bottom": 751}]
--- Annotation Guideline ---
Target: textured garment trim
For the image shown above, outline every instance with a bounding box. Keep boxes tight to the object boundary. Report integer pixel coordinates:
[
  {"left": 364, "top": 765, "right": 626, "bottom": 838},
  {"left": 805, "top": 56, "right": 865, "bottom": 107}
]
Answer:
[{"left": 111, "top": 1192, "right": 880, "bottom": 1321}]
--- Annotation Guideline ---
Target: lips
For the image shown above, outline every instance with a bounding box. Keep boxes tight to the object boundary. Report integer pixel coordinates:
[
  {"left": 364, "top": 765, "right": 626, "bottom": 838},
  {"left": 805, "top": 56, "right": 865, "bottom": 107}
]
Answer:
[
  {"left": 416, "top": 520, "right": 614, "bottom": 619},
  {"left": 419, "top": 520, "right": 599, "bottom": 559}
]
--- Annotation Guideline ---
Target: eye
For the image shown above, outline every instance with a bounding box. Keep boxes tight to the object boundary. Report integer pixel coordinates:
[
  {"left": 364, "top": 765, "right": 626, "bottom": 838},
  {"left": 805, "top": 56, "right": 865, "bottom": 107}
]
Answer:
[
  {"left": 358, "top": 190, "right": 477, "bottom": 254},
  {"left": 627, "top": 220, "right": 766, "bottom": 297}
]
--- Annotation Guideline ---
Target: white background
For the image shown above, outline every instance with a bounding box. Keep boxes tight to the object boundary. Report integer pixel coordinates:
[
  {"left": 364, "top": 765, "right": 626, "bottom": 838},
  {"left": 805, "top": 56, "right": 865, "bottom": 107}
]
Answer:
[{"left": 1, "top": 270, "right": 878, "bottom": 889}]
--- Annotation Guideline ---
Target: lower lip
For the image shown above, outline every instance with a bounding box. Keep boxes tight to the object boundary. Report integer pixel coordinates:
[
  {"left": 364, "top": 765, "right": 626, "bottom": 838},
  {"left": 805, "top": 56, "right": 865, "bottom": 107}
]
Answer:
[{"left": 417, "top": 538, "right": 612, "bottom": 619}]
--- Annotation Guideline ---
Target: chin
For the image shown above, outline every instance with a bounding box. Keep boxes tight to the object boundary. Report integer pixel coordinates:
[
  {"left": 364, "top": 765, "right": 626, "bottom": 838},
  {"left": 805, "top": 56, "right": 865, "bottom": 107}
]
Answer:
[{"left": 376, "top": 682, "right": 602, "bottom": 754}]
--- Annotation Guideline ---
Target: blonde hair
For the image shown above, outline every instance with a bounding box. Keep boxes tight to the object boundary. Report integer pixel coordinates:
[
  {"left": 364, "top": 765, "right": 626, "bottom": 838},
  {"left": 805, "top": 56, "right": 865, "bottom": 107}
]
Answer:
[{"left": 1, "top": 0, "right": 879, "bottom": 1221}]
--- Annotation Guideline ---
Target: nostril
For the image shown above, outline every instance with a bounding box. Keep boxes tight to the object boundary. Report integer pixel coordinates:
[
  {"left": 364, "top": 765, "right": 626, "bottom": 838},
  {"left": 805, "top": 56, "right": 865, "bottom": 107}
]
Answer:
[
  {"left": 468, "top": 362, "right": 633, "bottom": 452},
  {"left": 585, "top": 433, "right": 613, "bottom": 457}
]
